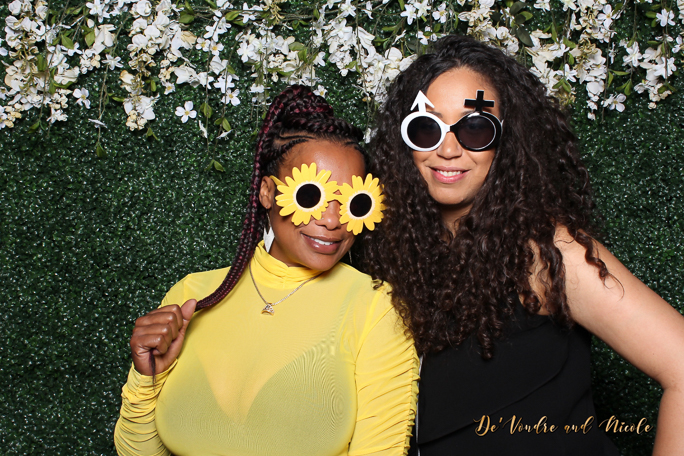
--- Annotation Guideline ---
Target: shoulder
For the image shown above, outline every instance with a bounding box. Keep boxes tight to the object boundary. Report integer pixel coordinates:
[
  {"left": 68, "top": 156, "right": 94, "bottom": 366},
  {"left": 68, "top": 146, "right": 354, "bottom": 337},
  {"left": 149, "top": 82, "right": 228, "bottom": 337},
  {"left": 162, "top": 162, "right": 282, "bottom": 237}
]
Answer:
[{"left": 161, "top": 266, "right": 230, "bottom": 307}]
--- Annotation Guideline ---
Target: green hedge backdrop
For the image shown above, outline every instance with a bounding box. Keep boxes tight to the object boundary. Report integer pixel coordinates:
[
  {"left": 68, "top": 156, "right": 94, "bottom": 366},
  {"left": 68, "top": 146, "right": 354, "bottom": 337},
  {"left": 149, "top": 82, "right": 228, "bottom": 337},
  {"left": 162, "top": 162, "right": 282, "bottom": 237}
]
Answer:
[{"left": 1, "top": 3, "right": 683, "bottom": 456}]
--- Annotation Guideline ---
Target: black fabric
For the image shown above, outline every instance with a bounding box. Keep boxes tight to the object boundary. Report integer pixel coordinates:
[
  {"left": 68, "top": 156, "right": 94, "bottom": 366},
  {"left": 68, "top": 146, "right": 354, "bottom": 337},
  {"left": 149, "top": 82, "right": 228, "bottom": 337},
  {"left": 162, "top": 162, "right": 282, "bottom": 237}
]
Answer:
[{"left": 415, "top": 301, "right": 620, "bottom": 456}]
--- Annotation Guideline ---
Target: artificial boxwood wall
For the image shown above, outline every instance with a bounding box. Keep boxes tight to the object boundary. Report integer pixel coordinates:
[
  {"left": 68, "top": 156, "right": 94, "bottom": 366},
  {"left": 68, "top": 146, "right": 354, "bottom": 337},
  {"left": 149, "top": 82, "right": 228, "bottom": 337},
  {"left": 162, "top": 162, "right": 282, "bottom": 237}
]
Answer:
[{"left": 1, "top": 4, "right": 683, "bottom": 456}]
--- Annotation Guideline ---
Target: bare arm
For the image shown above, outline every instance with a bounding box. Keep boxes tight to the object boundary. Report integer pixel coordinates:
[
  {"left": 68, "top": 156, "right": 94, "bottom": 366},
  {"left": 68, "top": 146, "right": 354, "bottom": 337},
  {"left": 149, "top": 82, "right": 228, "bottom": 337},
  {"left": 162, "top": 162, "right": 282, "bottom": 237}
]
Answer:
[{"left": 553, "top": 231, "right": 684, "bottom": 455}]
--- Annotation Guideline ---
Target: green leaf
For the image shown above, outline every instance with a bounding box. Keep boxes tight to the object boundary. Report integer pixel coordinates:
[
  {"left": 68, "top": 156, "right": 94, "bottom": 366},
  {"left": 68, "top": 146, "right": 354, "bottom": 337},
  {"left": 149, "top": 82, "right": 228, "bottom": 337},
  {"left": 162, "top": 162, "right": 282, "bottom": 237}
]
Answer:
[
  {"left": 398, "top": 0, "right": 405, "bottom": 10},
  {"left": 36, "top": 55, "right": 48, "bottom": 72},
  {"left": 563, "top": 38, "right": 577, "bottom": 48},
  {"left": 645, "top": 11, "right": 657, "bottom": 18},
  {"left": 290, "top": 42, "right": 306, "bottom": 51},
  {"left": 226, "top": 65, "right": 237, "bottom": 75},
  {"left": 61, "top": 34, "right": 75, "bottom": 50},
  {"left": 213, "top": 160, "right": 225, "bottom": 172},
  {"left": 111, "top": 96, "right": 125, "bottom": 102},
  {"left": 514, "top": 13, "right": 528, "bottom": 24},
  {"left": 222, "top": 118, "right": 231, "bottom": 132},
  {"left": 510, "top": 2, "right": 526, "bottom": 15},
  {"left": 150, "top": 79, "right": 157, "bottom": 92},
  {"left": 66, "top": 6, "right": 83, "bottom": 15},
  {"left": 214, "top": 117, "right": 224, "bottom": 126},
  {"left": 434, "top": 23, "right": 441, "bottom": 33},
  {"left": 313, "top": 7, "right": 320, "bottom": 19},
  {"left": 561, "top": 79, "right": 572, "bottom": 93},
  {"left": 184, "top": 1, "right": 195, "bottom": 13},
  {"left": 521, "top": 11, "right": 534, "bottom": 21},
  {"left": 567, "top": 54, "right": 575, "bottom": 65},
  {"left": 28, "top": 121, "right": 41, "bottom": 134},
  {"left": 146, "top": 127, "right": 158, "bottom": 140},
  {"left": 200, "top": 102, "right": 213, "bottom": 119},
  {"left": 225, "top": 10, "right": 240, "bottom": 21},
  {"left": 551, "top": 22, "right": 558, "bottom": 42},
  {"left": 607, "top": 71, "right": 614, "bottom": 89},
  {"left": 298, "top": 49, "right": 307, "bottom": 62},
  {"left": 48, "top": 80, "right": 57, "bottom": 94},
  {"left": 204, "top": 0, "right": 218, "bottom": 8},
  {"left": 515, "top": 27, "right": 533, "bottom": 47},
  {"left": 179, "top": 12, "right": 195, "bottom": 24},
  {"left": 96, "top": 143, "right": 107, "bottom": 158},
  {"left": 491, "top": 11, "right": 502, "bottom": 24},
  {"left": 612, "top": 70, "right": 629, "bottom": 76},
  {"left": 382, "top": 25, "right": 397, "bottom": 32},
  {"left": 85, "top": 31, "right": 96, "bottom": 47}
]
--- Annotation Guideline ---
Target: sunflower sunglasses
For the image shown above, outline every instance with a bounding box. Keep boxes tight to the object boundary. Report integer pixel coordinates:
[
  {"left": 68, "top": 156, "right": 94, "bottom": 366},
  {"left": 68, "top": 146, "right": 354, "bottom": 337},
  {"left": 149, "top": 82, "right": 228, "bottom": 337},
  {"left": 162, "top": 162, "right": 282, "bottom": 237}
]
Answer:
[{"left": 270, "top": 163, "right": 385, "bottom": 235}]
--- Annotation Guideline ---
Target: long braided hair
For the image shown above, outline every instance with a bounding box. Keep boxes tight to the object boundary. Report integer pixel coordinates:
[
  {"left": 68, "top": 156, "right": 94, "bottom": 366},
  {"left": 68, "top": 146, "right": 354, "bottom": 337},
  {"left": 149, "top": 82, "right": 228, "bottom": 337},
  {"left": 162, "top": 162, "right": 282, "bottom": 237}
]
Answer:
[
  {"left": 362, "top": 35, "right": 608, "bottom": 358},
  {"left": 196, "top": 85, "right": 364, "bottom": 311}
]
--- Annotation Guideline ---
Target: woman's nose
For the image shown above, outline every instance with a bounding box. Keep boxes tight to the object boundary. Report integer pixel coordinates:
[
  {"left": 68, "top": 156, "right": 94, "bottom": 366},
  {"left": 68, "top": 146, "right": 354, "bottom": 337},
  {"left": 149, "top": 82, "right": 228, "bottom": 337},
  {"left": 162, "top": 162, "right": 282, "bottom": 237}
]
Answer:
[
  {"left": 436, "top": 131, "right": 463, "bottom": 159},
  {"left": 315, "top": 199, "right": 342, "bottom": 230}
]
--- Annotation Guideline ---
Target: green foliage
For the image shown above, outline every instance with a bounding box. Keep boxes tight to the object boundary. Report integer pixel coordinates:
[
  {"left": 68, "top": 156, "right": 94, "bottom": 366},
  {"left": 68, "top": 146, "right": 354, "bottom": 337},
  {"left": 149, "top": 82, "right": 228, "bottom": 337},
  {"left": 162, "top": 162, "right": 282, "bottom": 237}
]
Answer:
[{"left": 0, "top": 3, "right": 682, "bottom": 456}]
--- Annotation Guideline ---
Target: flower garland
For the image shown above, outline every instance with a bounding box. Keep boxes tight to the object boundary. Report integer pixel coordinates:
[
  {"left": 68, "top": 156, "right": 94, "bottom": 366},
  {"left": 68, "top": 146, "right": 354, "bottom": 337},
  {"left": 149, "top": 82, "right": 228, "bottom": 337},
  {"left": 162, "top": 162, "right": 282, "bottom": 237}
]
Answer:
[{"left": 1, "top": 0, "right": 682, "bottom": 144}]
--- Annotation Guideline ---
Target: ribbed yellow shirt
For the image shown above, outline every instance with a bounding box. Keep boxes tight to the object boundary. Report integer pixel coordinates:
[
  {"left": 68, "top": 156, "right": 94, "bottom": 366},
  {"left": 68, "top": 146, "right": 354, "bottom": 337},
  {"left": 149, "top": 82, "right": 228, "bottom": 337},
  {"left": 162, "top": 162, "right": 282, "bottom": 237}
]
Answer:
[{"left": 114, "top": 243, "right": 419, "bottom": 456}]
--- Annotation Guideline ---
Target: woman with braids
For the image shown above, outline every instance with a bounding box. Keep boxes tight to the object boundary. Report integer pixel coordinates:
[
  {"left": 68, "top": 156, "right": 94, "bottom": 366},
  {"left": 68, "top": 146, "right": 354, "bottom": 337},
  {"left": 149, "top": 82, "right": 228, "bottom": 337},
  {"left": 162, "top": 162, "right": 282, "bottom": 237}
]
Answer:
[
  {"left": 363, "top": 35, "right": 684, "bottom": 455},
  {"left": 114, "top": 85, "right": 418, "bottom": 456}
]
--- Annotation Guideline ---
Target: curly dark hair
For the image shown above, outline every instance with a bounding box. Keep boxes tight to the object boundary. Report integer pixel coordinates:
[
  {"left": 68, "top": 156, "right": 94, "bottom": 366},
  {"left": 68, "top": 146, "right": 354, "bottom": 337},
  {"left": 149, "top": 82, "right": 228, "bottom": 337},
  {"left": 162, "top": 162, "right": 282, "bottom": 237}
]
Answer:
[{"left": 362, "top": 35, "right": 609, "bottom": 358}]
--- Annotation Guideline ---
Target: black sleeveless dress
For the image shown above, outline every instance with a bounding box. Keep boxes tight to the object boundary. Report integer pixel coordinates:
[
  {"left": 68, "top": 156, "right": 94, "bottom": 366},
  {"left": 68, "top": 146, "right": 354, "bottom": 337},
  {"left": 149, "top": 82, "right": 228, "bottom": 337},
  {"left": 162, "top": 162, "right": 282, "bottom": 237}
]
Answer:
[{"left": 414, "top": 302, "right": 621, "bottom": 456}]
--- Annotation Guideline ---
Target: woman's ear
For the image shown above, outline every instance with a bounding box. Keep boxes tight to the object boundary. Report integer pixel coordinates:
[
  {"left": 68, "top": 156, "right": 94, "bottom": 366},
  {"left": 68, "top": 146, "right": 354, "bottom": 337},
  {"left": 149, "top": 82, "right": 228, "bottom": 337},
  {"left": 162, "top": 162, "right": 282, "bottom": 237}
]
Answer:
[{"left": 259, "top": 176, "right": 276, "bottom": 210}]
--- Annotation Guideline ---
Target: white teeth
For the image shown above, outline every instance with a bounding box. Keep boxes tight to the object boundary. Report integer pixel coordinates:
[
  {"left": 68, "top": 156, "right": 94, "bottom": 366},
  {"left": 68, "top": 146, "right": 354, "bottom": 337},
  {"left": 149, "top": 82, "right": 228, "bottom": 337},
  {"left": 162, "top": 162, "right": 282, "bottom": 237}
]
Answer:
[
  {"left": 437, "top": 170, "right": 464, "bottom": 177},
  {"left": 312, "top": 238, "right": 333, "bottom": 246}
]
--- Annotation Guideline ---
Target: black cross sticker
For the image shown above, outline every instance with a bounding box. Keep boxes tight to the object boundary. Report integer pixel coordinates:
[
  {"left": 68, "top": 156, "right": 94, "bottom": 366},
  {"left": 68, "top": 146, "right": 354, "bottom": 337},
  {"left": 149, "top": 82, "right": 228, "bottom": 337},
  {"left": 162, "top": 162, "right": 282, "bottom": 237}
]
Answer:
[{"left": 464, "top": 90, "right": 495, "bottom": 112}]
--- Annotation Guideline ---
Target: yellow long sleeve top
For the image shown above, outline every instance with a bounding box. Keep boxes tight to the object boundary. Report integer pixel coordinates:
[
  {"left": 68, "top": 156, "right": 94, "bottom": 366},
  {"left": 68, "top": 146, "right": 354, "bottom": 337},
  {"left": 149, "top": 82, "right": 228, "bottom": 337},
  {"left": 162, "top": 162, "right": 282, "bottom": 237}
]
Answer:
[{"left": 114, "top": 242, "right": 419, "bottom": 456}]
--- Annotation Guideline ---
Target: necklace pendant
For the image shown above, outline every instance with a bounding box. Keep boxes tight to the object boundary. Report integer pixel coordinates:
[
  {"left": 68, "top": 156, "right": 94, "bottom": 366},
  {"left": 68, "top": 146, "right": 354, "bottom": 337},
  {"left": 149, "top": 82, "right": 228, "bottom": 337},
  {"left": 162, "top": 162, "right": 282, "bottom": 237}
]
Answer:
[{"left": 261, "top": 304, "right": 275, "bottom": 315}]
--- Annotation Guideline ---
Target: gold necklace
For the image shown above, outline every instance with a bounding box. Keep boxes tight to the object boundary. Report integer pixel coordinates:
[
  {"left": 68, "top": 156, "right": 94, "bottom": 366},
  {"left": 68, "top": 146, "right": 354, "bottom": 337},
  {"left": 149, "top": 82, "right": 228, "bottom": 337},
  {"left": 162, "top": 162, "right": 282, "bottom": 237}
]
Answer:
[{"left": 249, "top": 264, "right": 322, "bottom": 315}]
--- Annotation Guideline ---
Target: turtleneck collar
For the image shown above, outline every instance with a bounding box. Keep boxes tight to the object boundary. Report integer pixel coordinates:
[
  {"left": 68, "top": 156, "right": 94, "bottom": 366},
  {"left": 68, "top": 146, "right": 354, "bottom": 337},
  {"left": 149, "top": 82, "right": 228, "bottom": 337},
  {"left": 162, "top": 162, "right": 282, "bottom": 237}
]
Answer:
[{"left": 250, "top": 241, "right": 323, "bottom": 289}]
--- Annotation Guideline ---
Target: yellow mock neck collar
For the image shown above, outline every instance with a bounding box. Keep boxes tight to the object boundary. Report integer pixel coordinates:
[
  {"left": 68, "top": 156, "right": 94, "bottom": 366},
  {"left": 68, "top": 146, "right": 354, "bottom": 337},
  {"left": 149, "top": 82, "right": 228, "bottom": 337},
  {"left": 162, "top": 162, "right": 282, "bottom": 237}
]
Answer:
[{"left": 250, "top": 241, "right": 322, "bottom": 288}]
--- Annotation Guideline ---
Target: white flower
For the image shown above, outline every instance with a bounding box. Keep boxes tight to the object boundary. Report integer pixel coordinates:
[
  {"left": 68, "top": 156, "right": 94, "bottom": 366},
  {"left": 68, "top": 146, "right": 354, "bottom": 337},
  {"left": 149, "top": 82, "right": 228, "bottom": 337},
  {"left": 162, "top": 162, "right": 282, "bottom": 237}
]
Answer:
[
  {"left": 8, "top": 1, "right": 23, "bottom": 16},
  {"left": 339, "top": 0, "right": 356, "bottom": 18},
  {"left": 223, "top": 89, "right": 240, "bottom": 106},
  {"left": 480, "top": 0, "right": 495, "bottom": 8},
  {"left": 209, "top": 42, "right": 224, "bottom": 56},
  {"left": 534, "top": 0, "right": 551, "bottom": 11},
  {"left": 175, "top": 101, "right": 196, "bottom": 123},
  {"left": 603, "top": 94, "right": 626, "bottom": 111},
  {"left": 400, "top": 4, "right": 417, "bottom": 25},
  {"left": 73, "top": 88, "right": 91, "bottom": 109},
  {"left": 656, "top": 9, "right": 675, "bottom": 27},
  {"left": 433, "top": 3, "right": 448, "bottom": 22},
  {"left": 133, "top": 0, "right": 153, "bottom": 17},
  {"left": 214, "top": 75, "right": 235, "bottom": 93},
  {"left": 47, "top": 107, "right": 67, "bottom": 124},
  {"left": 250, "top": 84, "right": 265, "bottom": 93},
  {"left": 104, "top": 55, "right": 123, "bottom": 70},
  {"left": 622, "top": 42, "right": 641, "bottom": 67},
  {"left": 86, "top": 0, "right": 111, "bottom": 23},
  {"left": 313, "top": 85, "right": 327, "bottom": 97},
  {"left": 88, "top": 118, "right": 107, "bottom": 128}
]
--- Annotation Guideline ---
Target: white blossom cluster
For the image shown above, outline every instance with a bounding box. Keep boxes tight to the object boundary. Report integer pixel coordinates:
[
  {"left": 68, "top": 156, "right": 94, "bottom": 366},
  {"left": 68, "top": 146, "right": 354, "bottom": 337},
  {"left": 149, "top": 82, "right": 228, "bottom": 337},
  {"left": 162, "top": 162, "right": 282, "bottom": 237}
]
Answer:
[{"left": 0, "top": 0, "right": 683, "bottom": 133}]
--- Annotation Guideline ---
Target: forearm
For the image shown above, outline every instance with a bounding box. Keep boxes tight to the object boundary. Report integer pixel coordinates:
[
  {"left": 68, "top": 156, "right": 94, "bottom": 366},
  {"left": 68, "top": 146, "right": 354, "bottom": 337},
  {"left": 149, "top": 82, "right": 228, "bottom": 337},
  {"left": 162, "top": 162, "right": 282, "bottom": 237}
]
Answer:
[
  {"left": 652, "top": 386, "right": 684, "bottom": 455},
  {"left": 114, "top": 363, "right": 176, "bottom": 456}
]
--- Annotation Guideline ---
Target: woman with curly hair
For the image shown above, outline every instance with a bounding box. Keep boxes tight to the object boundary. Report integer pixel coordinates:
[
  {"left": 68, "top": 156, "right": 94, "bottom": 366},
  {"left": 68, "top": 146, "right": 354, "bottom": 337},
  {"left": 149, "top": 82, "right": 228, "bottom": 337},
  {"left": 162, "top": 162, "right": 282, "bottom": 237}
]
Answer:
[
  {"left": 363, "top": 35, "right": 684, "bottom": 455},
  {"left": 114, "top": 85, "right": 419, "bottom": 456}
]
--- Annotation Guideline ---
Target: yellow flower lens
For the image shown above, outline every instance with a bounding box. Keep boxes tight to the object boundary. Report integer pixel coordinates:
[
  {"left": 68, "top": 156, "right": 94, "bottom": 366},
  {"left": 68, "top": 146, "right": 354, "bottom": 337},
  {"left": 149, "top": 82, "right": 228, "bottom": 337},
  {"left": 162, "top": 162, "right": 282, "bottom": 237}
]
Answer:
[
  {"left": 272, "top": 163, "right": 339, "bottom": 226},
  {"left": 338, "top": 174, "right": 385, "bottom": 235}
]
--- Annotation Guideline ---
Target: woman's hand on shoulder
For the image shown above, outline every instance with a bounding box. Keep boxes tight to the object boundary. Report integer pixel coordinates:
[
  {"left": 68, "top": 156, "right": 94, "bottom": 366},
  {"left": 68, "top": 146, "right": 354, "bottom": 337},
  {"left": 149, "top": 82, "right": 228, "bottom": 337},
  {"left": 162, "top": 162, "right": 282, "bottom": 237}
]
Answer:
[{"left": 130, "top": 299, "right": 197, "bottom": 376}]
